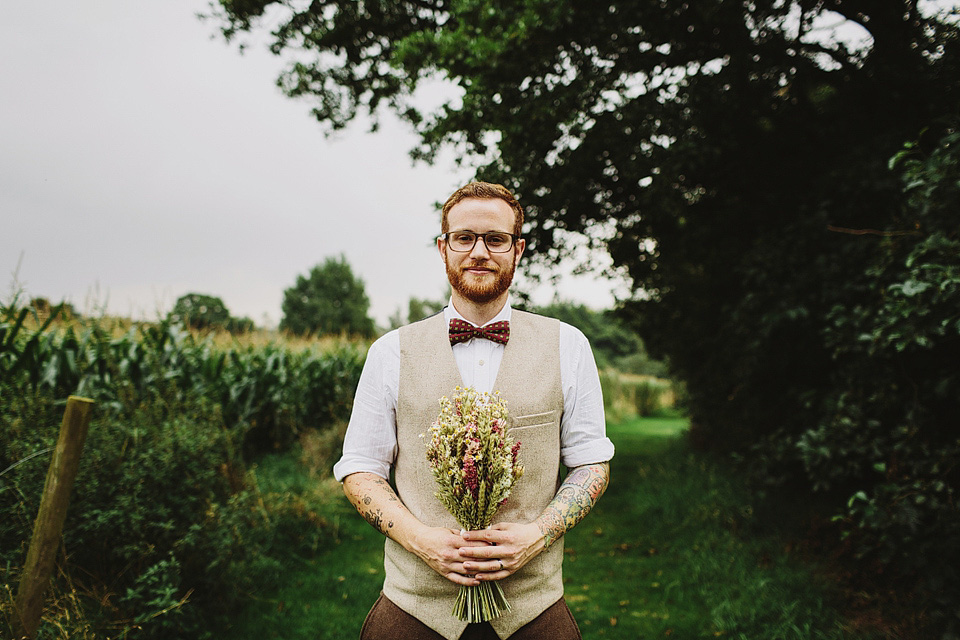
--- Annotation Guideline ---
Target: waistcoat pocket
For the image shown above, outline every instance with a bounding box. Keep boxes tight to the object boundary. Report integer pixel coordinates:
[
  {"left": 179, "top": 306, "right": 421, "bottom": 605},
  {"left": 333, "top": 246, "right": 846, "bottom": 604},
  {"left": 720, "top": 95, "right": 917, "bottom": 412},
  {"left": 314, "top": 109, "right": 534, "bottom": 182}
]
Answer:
[{"left": 511, "top": 409, "right": 561, "bottom": 430}]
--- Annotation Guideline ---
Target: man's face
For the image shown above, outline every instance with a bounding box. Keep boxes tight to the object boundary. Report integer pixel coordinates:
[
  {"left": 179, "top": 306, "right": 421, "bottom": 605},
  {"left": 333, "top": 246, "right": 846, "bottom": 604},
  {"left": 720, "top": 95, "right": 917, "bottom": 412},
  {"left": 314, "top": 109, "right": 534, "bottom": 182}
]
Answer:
[{"left": 439, "top": 197, "right": 525, "bottom": 305}]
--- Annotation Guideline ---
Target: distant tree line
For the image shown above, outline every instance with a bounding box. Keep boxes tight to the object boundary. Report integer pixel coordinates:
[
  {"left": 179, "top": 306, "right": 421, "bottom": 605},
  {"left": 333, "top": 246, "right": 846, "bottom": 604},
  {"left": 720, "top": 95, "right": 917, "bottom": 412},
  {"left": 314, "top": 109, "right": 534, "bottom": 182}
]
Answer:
[{"left": 167, "top": 255, "right": 377, "bottom": 339}]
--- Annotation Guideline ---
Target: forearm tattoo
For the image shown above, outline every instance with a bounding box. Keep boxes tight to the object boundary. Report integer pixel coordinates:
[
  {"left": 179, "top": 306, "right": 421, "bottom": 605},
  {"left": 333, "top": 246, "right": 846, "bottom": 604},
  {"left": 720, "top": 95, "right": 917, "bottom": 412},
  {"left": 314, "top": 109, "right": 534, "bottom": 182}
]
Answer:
[
  {"left": 349, "top": 475, "right": 402, "bottom": 536},
  {"left": 536, "top": 463, "right": 609, "bottom": 549}
]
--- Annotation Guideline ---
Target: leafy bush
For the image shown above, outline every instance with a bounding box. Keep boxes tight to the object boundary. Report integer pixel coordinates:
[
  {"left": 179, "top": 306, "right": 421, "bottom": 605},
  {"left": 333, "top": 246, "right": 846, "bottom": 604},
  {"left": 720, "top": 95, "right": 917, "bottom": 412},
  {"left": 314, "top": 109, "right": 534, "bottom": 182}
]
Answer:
[
  {"left": 0, "top": 303, "right": 365, "bottom": 638},
  {"left": 599, "top": 370, "right": 674, "bottom": 422},
  {"left": 167, "top": 292, "right": 255, "bottom": 334},
  {"left": 168, "top": 293, "right": 232, "bottom": 331},
  {"left": 530, "top": 300, "right": 666, "bottom": 374},
  {"left": 730, "top": 128, "right": 960, "bottom": 635}
]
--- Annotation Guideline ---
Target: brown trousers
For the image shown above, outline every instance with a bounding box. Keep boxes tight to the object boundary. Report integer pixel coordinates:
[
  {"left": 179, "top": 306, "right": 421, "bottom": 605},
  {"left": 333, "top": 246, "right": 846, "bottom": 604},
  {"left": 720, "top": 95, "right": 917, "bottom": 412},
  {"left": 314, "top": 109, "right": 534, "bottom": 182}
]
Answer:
[{"left": 359, "top": 593, "right": 582, "bottom": 640}]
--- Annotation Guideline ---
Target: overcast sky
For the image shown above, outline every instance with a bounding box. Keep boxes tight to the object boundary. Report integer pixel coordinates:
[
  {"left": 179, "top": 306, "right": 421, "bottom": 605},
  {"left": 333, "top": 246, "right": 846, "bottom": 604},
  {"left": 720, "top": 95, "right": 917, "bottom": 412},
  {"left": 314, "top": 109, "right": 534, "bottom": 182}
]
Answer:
[{"left": 1, "top": 1, "right": 618, "bottom": 328}]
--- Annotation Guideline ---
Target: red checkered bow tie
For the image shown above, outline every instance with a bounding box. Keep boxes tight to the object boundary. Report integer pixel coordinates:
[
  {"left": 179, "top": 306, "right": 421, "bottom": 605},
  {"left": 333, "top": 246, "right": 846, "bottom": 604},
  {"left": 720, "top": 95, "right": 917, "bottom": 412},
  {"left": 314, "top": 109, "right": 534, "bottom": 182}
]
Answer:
[{"left": 448, "top": 318, "right": 510, "bottom": 346}]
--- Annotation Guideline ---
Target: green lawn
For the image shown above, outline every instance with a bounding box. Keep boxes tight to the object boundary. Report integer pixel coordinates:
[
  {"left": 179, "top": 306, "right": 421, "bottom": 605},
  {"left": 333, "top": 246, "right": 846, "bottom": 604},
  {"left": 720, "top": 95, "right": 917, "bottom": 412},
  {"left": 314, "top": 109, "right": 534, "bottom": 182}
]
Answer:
[{"left": 227, "top": 416, "right": 867, "bottom": 639}]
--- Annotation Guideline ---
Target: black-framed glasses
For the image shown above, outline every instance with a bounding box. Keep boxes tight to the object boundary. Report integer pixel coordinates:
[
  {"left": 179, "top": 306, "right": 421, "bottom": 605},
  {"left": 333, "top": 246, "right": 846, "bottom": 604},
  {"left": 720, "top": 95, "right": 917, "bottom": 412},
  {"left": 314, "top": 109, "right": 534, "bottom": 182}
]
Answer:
[{"left": 442, "top": 230, "right": 520, "bottom": 253}]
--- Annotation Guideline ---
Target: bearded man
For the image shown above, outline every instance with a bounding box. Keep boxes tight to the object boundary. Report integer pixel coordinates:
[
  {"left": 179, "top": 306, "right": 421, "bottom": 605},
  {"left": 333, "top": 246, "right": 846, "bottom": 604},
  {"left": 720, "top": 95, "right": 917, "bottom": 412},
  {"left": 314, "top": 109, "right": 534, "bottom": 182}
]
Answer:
[{"left": 333, "top": 181, "right": 614, "bottom": 640}]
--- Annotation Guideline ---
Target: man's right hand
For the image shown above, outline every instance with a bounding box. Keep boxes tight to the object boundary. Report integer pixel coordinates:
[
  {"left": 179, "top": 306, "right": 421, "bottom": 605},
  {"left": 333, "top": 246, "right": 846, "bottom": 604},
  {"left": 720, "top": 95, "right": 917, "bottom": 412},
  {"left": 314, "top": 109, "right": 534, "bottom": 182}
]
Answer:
[
  {"left": 342, "top": 473, "right": 489, "bottom": 586},
  {"left": 408, "top": 526, "right": 490, "bottom": 586}
]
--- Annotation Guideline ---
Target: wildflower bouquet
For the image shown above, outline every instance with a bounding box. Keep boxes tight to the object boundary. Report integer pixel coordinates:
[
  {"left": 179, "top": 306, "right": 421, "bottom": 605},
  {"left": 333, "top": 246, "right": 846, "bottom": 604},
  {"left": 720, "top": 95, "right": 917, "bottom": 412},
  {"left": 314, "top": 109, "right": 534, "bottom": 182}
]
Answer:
[{"left": 424, "top": 386, "right": 524, "bottom": 622}]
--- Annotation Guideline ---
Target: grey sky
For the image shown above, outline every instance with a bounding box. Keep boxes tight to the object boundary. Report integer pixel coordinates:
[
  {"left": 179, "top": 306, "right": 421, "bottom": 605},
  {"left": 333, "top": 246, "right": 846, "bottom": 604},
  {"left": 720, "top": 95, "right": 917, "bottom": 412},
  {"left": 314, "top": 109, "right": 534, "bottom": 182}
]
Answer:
[{"left": 1, "top": 1, "right": 618, "bottom": 328}]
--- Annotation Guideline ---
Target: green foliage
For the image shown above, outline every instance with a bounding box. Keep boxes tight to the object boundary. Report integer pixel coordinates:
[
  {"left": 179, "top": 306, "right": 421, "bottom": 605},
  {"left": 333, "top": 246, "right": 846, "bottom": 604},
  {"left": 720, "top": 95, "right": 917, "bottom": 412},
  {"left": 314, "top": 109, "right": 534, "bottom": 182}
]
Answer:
[
  {"left": 532, "top": 300, "right": 666, "bottom": 375},
  {"left": 387, "top": 295, "right": 446, "bottom": 331},
  {"left": 280, "top": 255, "right": 375, "bottom": 338},
  {"left": 408, "top": 296, "right": 445, "bottom": 323},
  {"left": 725, "top": 128, "right": 960, "bottom": 635},
  {"left": 0, "top": 297, "right": 365, "bottom": 455},
  {"left": 0, "top": 301, "right": 365, "bottom": 638},
  {"left": 0, "top": 296, "right": 68, "bottom": 388},
  {"left": 209, "top": 2, "right": 959, "bottom": 632},
  {"left": 168, "top": 293, "right": 231, "bottom": 331},
  {"left": 809, "top": 130, "right": 959, "bottom": 635},
  {"left": 168, "top": 292, "right": 255, "bottom": 334},
  {"left": 599, "top": 369, "right": 674, "bottom": 423}
]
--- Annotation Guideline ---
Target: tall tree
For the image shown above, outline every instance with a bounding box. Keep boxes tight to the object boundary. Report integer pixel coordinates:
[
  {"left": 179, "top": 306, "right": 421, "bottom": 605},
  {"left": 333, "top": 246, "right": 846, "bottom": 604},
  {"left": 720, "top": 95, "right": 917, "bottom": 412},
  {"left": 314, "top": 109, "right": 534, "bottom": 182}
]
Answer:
[
  {"left": 215, "top": 4, "right": 960, "bottom": 630},
  {"left": 168, "top": 293, "right": 231, "bottom": 331},
  {"left": 281, "top": 255, "right": 375, "bottom": 338},
  {"left": 213, "top": 0, "right": 957, "bottom": 434}
]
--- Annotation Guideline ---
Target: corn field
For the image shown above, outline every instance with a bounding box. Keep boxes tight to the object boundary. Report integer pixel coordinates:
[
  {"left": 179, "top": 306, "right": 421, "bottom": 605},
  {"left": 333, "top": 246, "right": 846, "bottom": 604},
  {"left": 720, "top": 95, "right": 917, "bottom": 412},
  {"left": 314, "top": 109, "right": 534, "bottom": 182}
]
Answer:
[{"left": 0, "top": 300, "right": 365, "bottom": 453}]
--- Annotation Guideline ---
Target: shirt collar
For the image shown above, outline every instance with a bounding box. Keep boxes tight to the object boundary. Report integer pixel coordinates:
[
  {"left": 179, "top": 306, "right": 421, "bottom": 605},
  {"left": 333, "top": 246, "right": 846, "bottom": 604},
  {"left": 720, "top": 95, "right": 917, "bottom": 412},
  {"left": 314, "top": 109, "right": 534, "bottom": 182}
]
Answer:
[{"left": 444, "top": 297, "right": 512, "bottom": 327}]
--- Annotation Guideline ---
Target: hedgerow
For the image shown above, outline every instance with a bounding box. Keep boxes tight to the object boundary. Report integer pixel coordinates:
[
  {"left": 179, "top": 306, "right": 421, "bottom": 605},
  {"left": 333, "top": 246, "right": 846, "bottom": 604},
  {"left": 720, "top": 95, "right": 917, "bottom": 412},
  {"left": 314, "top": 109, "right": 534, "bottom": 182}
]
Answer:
[
  {"left": 717, "top": 127, "right": 960, "bottom": 635},
  {"left": 0, "top": 313, "right": 364, "bottom": 638}
]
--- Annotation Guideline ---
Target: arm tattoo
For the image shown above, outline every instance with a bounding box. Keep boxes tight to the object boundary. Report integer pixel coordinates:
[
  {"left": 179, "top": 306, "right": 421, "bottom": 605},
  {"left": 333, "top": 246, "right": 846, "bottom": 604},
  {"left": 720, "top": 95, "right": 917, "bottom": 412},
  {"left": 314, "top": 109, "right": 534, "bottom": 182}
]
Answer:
[
  {"left": 536, "top": 463, "right": 610, "bottom": 549},
  {"left": 348, "top": 475, "right": 402, "bottom": 536}
]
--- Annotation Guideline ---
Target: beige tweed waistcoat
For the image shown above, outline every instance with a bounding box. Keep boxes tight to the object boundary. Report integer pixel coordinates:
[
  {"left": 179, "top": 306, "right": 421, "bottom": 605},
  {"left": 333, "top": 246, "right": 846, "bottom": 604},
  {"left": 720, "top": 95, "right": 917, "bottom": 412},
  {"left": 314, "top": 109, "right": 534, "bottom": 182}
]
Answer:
[{"left": 384, "top": 310, "right": 565, "bottom": 640}]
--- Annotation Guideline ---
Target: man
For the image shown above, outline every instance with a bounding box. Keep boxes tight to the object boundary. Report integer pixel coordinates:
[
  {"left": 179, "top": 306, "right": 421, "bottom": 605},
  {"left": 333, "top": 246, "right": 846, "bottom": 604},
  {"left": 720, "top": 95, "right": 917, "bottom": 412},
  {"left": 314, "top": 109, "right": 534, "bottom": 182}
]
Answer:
[{"left": 333, "top": 181, "right": 614, "bottom": 640}]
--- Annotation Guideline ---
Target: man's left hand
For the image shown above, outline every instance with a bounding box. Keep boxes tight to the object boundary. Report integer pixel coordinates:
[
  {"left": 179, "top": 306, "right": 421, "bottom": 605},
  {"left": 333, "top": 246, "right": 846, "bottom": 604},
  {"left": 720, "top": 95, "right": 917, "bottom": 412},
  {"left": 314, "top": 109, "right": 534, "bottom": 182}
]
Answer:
[{"left": 458, "top": 522, "right": 545, "bottom": 580}]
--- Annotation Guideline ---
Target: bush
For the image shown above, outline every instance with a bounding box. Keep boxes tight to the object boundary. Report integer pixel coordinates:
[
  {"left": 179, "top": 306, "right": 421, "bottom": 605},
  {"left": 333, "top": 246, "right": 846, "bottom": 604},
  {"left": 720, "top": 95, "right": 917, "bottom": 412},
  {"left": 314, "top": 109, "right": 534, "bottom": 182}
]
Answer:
[
  {"left": 722, "top": 127, "right": 960, "bottom": 636},
  {"left": 0, "top": 305, "right": 365, "bottom": 638},
  {"left": 0, "top": 387, "right": 344, "bottom": 639},
  {"left": 530, "top": 300, "right": 664, "bottom": 372},
  {"left": 600, "top": 370, "right": 674, "bottom": 422}
]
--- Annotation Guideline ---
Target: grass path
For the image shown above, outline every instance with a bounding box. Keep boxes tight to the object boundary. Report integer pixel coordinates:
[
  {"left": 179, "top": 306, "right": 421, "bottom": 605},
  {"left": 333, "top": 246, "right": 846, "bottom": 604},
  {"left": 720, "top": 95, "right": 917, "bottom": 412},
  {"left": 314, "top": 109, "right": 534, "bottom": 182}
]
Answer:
[{"left": 229, "top": 416, "right": 864, "bottom": 639}]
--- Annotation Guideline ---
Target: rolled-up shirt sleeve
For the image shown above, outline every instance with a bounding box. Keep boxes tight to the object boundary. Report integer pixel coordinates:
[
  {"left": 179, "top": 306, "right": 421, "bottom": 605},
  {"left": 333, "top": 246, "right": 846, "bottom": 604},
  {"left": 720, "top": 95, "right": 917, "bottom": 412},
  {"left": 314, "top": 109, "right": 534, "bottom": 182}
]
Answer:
[
  {"left": 559, "top": 324, "right": 615, "bottom": 468},
  {"left": 332, "top": 331, "right": 400, "bottom": 482}
]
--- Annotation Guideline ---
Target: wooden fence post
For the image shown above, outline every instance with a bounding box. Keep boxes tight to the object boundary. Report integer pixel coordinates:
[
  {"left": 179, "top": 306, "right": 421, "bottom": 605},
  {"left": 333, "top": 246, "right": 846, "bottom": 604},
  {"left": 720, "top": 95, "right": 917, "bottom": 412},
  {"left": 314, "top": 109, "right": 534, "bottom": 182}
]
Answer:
[{"left": 12, "top": 395, "right": 95, "bottom": 640}]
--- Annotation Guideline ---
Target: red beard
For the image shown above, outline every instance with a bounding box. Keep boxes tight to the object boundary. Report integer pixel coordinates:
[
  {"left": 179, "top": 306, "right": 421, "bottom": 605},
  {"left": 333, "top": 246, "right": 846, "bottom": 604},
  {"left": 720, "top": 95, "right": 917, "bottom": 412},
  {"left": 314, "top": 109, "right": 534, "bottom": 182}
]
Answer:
[{"left": 445, "top": 258, "right": 516, "bottom": 304}]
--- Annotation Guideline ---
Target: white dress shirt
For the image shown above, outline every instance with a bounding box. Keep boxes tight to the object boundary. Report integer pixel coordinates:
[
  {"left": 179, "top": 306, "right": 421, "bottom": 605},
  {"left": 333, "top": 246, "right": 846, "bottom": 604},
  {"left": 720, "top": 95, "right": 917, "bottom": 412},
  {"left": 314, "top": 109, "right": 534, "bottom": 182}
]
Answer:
[{"left": 333, "top": 300, "right": 615, "bottom": 482}]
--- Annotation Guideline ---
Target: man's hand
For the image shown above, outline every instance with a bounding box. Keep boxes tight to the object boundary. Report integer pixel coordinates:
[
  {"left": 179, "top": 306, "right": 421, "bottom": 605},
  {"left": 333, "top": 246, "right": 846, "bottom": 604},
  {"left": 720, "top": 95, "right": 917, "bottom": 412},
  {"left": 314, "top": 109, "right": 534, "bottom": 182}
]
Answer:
[
  {"left": 458, "top": 521, "right": 545, "bottom": 580},
  {"left": 457, "top": 462, "right": 611, "bottom": 582},
  {"left": 342, "top": 472, "right": 489, "bottom": 586},
  {"left": 407, "top": 526, "right": 491, "bottom": 586},
  {"left": 344, "top": 462, "right": 609, "bottom": 586}
]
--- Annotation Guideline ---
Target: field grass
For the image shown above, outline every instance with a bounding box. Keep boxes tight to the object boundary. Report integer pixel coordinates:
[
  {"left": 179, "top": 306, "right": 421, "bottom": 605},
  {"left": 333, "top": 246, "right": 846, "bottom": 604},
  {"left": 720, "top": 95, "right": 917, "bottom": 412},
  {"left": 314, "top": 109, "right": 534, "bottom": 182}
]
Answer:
[
  {"left": 226, "top": 415, "right": 869, "bottom": 639},
  {"left": 226, "top": 455, "right": 385, "bottom": 639}
]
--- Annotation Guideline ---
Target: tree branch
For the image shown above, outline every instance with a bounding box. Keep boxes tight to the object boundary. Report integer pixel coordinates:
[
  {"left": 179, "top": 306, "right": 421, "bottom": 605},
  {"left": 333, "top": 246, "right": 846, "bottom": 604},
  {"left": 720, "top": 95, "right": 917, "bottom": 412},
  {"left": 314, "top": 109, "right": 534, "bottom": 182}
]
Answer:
[{"left": 826, "top": 225, "right": 921, "bottom": 237}]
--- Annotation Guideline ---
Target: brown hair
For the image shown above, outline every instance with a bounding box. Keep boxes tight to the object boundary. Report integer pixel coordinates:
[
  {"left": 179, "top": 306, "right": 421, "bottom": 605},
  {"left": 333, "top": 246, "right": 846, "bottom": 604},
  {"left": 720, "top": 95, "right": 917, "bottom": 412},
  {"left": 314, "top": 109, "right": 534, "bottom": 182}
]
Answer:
[{"left": 441, "top": 181, "right": 524, "bottom": 237}]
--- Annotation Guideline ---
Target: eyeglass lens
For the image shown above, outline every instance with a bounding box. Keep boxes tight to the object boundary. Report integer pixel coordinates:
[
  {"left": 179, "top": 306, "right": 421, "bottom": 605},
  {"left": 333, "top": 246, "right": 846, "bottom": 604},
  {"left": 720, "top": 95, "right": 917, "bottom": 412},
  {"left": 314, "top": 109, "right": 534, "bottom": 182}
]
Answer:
[{"left": 446, "top": 231, "right": 515, "bottom": 253}]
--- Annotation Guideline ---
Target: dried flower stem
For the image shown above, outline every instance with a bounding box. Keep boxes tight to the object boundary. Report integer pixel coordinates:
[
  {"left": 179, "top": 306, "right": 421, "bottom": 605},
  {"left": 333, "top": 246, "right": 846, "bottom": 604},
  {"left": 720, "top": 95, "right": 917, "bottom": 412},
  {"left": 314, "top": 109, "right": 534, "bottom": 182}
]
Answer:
[{"left": 423, "top": 386, "right": 523, "bottom": 622}]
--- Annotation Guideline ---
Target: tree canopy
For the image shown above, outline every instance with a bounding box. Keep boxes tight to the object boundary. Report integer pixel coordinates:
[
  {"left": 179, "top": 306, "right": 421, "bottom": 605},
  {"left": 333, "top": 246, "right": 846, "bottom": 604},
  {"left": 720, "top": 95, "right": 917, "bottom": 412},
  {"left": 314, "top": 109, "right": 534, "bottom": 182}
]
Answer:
[
  {"left": 168, "top": 293, "right": 255, "bottom": 333},
  {"left": 281, "top": 255, "right": 375, "bottom": 338},
  {"left": 169, "top": 293, "right": 227, "bottom": 330},
  {"left": 214, "top": 1, "right": 960, "bottom": 631},
  {"left": 212, "top": 0, "right": 959, "bottom": 350},
  {"left": 529, "top": 299, "right": 664, "bottom": 375}
]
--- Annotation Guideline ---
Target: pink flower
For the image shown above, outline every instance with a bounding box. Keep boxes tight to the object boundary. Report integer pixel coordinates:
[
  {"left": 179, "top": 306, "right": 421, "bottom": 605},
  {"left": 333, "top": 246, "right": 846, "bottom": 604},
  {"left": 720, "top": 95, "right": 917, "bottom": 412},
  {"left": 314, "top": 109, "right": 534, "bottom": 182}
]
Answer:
[
  {"left": 466, "top": 437, "right": 481, "bottom": 457},
  {"left": 511, "top": 441, "right": 521, "bottom": 465},
  {"left": 463, "top": 454, "right": 479, "bottom": 500}
]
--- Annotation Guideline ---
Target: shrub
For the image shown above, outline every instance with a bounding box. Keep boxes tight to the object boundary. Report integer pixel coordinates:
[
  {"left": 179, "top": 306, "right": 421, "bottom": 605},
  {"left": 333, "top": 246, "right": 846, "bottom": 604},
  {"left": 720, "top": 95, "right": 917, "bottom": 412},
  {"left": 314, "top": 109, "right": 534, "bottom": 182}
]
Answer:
[
  {"left": 600, "top": 369, "right": 674, "bottom": 422},
  {"left": 735, "top": 127, "right": 960, "bottom": 636},
  {"left": 0, "top": 305, "right": 364, "bottom": 638}
]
